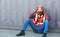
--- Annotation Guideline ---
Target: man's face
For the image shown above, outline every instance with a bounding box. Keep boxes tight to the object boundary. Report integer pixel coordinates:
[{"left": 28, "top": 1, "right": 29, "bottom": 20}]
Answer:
[
  {"left": 37, "top": 8, "right": 44, "bottom": 15},
  {"left": 37, "top": 6, "right": 44, "bottom": 15},
  {"left": 37, "top": 11, "right": 44, "bottom": 16}
]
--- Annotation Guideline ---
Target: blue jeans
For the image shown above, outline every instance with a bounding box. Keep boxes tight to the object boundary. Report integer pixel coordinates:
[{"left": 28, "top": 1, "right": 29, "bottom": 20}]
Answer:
[{"left": 21, "top": 18, "right": 49, "bottom": 33}]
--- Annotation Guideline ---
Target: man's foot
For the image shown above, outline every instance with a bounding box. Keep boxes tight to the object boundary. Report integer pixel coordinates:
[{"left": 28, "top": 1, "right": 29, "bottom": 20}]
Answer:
[
  {"left": 16, "top": 30, "right": 25, "bottom": 36},
  {"left": 43, "top": 33, "right": 47, "bottom": 37}
]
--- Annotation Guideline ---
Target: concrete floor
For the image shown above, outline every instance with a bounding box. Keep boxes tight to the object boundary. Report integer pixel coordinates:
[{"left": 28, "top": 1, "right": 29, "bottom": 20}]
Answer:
[{"left": 0, "top": 29, "right": 60, "bottom": 37}]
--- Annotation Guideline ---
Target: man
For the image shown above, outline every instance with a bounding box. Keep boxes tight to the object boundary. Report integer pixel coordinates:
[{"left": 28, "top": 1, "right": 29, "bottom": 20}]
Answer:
[{"left": 16, "top": 6, "right": 49, "bottom": 37}]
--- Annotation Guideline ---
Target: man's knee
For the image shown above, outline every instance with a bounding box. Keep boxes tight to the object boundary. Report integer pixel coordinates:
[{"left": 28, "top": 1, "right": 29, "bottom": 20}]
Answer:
[
  {"left": 45, "top": 20, "right": 49, "bottom": 23},
  {"left": 44, "top": 20, "right": 49, "bottom": 26},
  {"left": 26, "top": 18, "right": 32, "bottom": 21}
]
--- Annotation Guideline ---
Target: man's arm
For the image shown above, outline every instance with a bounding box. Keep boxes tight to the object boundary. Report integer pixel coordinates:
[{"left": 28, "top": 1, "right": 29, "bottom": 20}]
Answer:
[{"left": 28, "top": 12, "right": 36, "bottom": 19}]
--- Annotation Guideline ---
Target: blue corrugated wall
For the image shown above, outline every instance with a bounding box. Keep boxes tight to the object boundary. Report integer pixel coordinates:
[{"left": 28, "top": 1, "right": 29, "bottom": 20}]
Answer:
[{"left": 0, "top": 0, "right": 60, "bottom": 30}]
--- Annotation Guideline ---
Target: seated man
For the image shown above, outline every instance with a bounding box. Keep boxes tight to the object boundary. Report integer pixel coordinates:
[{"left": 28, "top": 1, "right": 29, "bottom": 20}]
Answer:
[{"left": 16, "top": 6, "right": 49, "bottom": 37}]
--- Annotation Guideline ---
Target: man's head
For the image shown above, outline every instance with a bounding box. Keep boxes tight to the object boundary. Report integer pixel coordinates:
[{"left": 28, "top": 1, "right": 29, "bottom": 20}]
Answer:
[
  {"left": 36, "top": 6, "right": 45, "bottom": 16},
  {"left": 37, "top": 6, "right": 44, "bottom": 12}
]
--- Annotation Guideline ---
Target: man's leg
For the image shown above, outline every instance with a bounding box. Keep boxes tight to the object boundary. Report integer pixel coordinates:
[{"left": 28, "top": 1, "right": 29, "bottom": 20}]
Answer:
[
  {"left": 43, "top": 20, "right": 49, "bottom": 37},
  {"left": 16, "top": 18, "right": 37, "bottom": 36},
  {"left": 21, "top": 18, "right": 37, "bottom": 31},
  {"left": 21, "top": 18, "right": 41, "bottom": 33}
]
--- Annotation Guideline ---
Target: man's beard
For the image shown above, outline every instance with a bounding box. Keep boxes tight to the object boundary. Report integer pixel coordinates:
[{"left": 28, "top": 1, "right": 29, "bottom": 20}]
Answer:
[{"left": 37, "top": 12, "right": 44, "bottom": 16}]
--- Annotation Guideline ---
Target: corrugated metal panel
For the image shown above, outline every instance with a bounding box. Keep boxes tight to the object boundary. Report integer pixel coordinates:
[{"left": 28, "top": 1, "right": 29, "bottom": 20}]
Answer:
[{"left": 0, "top": 0, "right": 60, "bottom": 30}]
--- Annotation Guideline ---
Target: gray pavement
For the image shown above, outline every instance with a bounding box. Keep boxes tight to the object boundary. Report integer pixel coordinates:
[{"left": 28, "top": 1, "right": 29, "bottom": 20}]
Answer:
[{"left": 0, "top": 29, "right": 60, "bottom": 37}]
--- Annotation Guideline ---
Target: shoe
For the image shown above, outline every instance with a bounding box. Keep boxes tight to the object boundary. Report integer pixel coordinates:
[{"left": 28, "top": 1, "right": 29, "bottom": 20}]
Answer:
[
  {"left": 16, "top": 30, "right": 25, "bottom": 36},
  {"left": 43, "top": 33, "right": 47, "bottom": 37}
]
